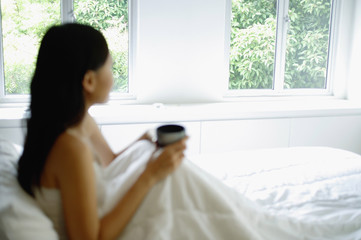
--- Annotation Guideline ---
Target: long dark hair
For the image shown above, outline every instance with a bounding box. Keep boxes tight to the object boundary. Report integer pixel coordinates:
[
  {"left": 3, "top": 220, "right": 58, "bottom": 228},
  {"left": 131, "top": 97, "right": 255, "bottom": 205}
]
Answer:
[{"left": 18, "top": 23, "right": 109, "bottom": 196}]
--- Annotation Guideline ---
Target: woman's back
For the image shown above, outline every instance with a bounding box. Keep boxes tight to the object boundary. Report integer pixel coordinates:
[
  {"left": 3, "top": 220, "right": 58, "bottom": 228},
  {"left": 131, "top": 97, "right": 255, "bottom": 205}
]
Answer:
[
  {"left": 34, "top": 188, "right": 66, "bottom": 239},
  {"left": 35, "top": 120, "right": 106, "bottom": 239}
]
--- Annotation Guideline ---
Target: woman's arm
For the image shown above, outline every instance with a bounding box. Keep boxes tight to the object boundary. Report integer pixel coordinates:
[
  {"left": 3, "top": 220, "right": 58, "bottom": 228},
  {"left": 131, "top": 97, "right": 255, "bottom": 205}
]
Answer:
[{"left": 55, "top": 132, "right": 187, "bottom": 240}]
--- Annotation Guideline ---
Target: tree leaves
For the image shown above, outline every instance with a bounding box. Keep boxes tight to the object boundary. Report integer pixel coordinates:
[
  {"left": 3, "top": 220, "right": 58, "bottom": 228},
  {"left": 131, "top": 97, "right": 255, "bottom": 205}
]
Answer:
[
  {"left": 229, "top": 0, "right": 332, "bottom": 90},
  {"left": 74, "top": 0, "right": 129, "bottom": 93}
]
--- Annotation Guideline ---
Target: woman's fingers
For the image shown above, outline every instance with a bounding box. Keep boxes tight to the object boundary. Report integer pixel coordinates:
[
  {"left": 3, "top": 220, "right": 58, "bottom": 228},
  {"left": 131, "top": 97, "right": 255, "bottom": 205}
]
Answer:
[
  {"left": 166, "top": 136, "right": 189, "bottom": 152},
  {"left": 146, "top": 136, "right": 188, "bottom": 182}
]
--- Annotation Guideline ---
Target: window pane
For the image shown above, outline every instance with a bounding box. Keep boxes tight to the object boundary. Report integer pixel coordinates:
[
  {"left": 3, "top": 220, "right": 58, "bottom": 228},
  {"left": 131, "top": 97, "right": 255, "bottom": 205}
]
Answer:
[
  {"left": 229, "top": 0, "right": 277, "bottom": 90},
  {"left": 1, "top": 0, "right": 60, "bottom": 95},
  {"left": 284, "top": 0, "right": 332, "bottom": 89},
  {"left": 74, "top": 0, "right": 129, "bottom": 93}
]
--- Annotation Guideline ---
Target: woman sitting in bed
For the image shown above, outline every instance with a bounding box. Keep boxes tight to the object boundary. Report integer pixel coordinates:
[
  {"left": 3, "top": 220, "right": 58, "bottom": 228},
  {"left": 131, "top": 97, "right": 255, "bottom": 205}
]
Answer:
[
  {"left": 17, "top": 23, "right": 188, "bottom": 240},
  {"left": 18, "top": 23, "right": 346, "bottom": 240}
]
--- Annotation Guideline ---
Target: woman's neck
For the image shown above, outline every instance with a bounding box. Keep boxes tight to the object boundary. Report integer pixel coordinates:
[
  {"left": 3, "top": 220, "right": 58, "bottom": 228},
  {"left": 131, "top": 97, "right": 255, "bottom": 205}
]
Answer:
[{"left": 67, "top": 112, "right": 91, "bottom": 137}]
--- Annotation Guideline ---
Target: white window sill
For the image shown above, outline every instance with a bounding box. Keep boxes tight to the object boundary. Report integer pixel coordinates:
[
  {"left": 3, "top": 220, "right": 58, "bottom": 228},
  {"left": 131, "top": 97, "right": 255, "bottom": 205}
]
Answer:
[{"left": 1, "top": 98, "right": 361, "bottom": 128}]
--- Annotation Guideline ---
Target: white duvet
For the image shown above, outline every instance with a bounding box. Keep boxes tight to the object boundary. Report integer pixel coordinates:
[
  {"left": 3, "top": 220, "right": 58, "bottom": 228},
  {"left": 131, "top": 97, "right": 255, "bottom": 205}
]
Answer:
[{"left": 97, "top": 141, "right": 361, "bottom": 240}]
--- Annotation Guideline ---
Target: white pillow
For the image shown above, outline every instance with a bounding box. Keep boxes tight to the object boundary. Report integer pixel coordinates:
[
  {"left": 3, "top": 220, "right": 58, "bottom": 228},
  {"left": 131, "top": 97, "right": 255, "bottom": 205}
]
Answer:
[{"left": 0, "top": 139, "right": 58, "bottom": 240}]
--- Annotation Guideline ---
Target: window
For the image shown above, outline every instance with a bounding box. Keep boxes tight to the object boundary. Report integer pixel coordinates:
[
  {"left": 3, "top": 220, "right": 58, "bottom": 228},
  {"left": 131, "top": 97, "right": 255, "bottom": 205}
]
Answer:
[
  {"left": 229, "top": 1, "right": 276, "bottom": 90},
  {"left": 0, "top": 0, "right": 129, "bottom": 98},
  {"left": 229, "top": 0, "right": 334, "bottom": 93},
  {"left": 0, "top": 0, "right": 345, "bottom": 104},
  {"left": 74, "top": 0, "right": 129, "bottom": 93},
  {"left": 0, "top": 0, "right": 60, "bottom": 95}
]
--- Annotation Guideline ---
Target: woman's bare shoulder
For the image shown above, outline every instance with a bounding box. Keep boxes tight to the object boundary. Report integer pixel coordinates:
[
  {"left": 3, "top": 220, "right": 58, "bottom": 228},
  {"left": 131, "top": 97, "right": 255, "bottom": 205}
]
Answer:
[
  {"left": 55, "top": 131, "right": 88, "bottom": 153},
  {"left": 42, "top": 131, "right": 94, "bottom": 188},
  {"left": 48, "top": 132, "right": 94, "bottom": 169}
]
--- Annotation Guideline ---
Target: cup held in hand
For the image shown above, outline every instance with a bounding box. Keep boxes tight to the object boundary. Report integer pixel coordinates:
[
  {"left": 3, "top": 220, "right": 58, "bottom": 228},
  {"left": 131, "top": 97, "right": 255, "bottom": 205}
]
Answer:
[{"left": 157, "top": 124, "right": 186, "bottom": 147}]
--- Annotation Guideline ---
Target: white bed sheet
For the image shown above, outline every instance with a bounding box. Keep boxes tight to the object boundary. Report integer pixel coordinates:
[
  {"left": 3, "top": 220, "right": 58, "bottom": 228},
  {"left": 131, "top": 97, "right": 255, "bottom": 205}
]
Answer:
[
  {"left": 191, "top": 147, "right": 361, "bottom": 236},
  {"left": 99, "top": 143, "right": 361, "bottom": 240}
]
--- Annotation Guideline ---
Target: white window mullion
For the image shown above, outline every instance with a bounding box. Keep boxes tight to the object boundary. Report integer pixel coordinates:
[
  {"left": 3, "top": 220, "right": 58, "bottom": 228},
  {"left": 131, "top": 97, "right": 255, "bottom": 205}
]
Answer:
[
  {"left": 127, "top": 0, "right": 139, "bottom": 97},
  {"left": 273, "top": 0, "right": 289, "bottom": 92},
  {"left": 325, "top": 0, "right": 338, "bottom": 94},
  {"left": 223, "top": 0, "right": 232, "bottom": 94},
  {"left": 0, "top": 0, "right": 5, "bottom": 98},
  {"left": 61, "top": 0, "right": 75, "bottom": 23}
]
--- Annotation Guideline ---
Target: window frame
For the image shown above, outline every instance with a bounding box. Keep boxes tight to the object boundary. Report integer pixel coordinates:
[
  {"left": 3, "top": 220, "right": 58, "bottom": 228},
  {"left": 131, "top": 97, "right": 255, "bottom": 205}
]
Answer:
[
  {"left": 0, "top": 0, "right": 348, "bottom": 104},
  {"left": 0, "top": 0, "right": 136, "bottom": 103},
  {"left": 224, "top": 0, "right": 338, "bottom": 98},
  {"left": 0, "top": 0, "right": 5, "bottom": 99}
]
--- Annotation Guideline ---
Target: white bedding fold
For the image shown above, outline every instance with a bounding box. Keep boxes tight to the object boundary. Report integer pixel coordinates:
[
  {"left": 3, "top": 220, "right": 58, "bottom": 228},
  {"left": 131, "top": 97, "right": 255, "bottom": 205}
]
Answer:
[{"left": 97, "top": 142, "right": 361, "bottom": 240}]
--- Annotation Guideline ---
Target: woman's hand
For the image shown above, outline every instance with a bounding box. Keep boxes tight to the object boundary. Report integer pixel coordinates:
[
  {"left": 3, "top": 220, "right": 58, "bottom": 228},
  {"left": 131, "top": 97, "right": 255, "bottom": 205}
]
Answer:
[{"left": 144, "top": 137, "right": 188, "bottom": 183}]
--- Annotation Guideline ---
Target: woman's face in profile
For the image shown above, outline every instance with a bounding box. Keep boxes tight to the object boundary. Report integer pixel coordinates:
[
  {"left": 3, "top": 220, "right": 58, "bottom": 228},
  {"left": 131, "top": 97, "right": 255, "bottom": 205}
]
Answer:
[{"left": 93, "top": 54, "right": 114, "bottom": 103}]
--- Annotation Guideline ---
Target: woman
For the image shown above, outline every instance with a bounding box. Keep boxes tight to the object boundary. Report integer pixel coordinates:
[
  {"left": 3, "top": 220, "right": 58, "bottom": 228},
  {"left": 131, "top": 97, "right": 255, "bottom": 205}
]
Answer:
[
  {"left": 18, "top": 23, "right": 330, "bottom": 240},
  {"left": 17, "top": 23, "right": 187, "bottom": 240}
]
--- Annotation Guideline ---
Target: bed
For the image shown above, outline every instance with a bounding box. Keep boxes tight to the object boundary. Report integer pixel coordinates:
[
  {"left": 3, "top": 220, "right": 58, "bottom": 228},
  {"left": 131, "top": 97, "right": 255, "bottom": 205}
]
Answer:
[
  {"left": 1, "top": 139, "right": 361, "bottom": 239},
  {"left": 191, "top": 147, "right": 361, "bottom": 232}
]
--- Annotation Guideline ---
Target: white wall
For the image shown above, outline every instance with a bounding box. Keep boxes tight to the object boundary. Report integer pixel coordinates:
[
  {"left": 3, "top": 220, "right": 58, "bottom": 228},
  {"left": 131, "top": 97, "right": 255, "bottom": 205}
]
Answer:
[
  {"left": 102, "top": 115, "right": 361, "bottom": 155},
  {"left": 346, "top": 0, "right": 361, "bottom": 101},
  {"left": 134, "top": 0, "right": 229, "bottom": 103},
  {"left": 2, "top": 102, "right": 361, "bottom": 155}
]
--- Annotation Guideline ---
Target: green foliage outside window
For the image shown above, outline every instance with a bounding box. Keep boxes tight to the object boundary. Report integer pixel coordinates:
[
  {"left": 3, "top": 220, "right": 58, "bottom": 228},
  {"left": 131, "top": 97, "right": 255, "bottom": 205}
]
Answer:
[
  {"left": 229, "top": 0, "right": 277, "bottom": 89},
  {"left": 1, "top": 0, "right": 60, "bottom": 94},
  {"left": 229, "top": 0, "right": 332, "bottom": 90},
  {"left": 74, "top": 0, "right": 129, "bottom": 93},
  {"left": 284, "top": 0, "right": 331, "bottom": 89},
  {"left": 1, "top": 0, "right": 129, "bottom": 95},
  {"left": 1, "top": 0, "right": 333, "bottom": 94}
]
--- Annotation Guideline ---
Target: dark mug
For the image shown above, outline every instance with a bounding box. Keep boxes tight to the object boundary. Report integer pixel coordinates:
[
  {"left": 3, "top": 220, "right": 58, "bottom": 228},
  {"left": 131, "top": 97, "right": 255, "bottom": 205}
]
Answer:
[{"left": 156, "top": 124, "right": 186, "bottom": 147}]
